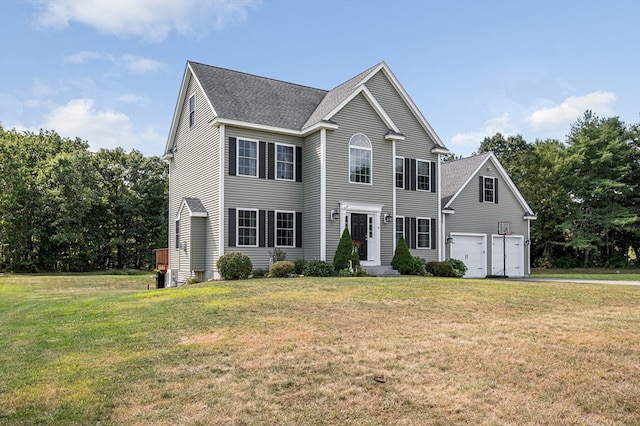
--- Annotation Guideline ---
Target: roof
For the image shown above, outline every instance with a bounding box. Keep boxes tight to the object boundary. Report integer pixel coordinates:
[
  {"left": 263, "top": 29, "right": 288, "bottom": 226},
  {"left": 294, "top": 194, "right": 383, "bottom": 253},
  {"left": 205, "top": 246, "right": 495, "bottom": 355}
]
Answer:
[
  {"left": 166, "top": 61, "right": 448, "bottom": 153},
  {"left": 441, "top": 152, "right": 536, "bottom": 218},
  {"left": 441, "top": 152, "right": 492, "bottom": 205},
  {"left": 178, "top": 197, "right": 207, "bottom": 217},
  {"left": 189, "top": 61, "right": 328, "bottom": 130}
]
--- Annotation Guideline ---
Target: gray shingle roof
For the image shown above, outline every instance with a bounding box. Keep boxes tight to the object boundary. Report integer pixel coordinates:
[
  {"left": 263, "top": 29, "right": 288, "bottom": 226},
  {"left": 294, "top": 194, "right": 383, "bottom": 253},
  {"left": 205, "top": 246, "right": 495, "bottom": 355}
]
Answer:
[
  {"left": 189, "top": 61, "right": 328, "bottom": 130},
  {"left": 440, "top": 152, "right": 492, "bottom": 205},
  {"left": 183, "top": 197, "right": 207, "bottom": 214}
]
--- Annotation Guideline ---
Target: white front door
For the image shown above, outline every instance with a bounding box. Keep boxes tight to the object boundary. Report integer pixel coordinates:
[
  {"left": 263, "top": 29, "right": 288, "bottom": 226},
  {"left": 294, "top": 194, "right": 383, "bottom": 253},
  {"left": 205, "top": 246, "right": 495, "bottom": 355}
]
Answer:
[
  {"left": 450, "top": 234, "right": 486, "bottom": 278},
  {"left": 491, "top": 235, "right": 524, "bottom": 277},
  {"left": 339, "top": 202, "right": 383, "bottom": 267}
]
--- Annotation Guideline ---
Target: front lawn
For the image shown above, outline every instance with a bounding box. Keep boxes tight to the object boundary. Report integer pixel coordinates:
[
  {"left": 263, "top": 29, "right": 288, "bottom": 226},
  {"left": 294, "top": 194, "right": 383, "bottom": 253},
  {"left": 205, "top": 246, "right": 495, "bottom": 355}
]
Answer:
[{"left": 1, "top": 274, "right": 638, "bottom": 425}]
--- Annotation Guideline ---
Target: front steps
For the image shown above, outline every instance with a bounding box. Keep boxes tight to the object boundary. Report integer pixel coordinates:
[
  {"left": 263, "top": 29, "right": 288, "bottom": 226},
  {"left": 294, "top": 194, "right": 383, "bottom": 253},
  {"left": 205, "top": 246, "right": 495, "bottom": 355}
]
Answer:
[{"left": 365, "top": 265, "right": 401, "bottom": 276}]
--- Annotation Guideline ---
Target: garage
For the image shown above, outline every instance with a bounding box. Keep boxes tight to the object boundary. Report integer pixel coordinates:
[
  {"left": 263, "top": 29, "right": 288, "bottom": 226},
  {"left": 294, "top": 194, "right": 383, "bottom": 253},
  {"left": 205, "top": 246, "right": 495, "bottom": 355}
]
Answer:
[
  {"left": 491, "top": 235, "right": 524, "bottom": 277},
  {"left": 450, "top": 234, "right": 486, "bottom": 278}
]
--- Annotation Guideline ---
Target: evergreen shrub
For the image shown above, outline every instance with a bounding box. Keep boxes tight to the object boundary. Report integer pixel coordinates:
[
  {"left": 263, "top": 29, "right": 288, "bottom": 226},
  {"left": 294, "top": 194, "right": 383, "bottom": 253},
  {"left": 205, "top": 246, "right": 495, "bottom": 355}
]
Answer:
[
  {"left": 217, "top": 252, "right": 252, "bottom": 280},
  {"left": 269, "top": 260, "right": 295, "bottom": 278}
]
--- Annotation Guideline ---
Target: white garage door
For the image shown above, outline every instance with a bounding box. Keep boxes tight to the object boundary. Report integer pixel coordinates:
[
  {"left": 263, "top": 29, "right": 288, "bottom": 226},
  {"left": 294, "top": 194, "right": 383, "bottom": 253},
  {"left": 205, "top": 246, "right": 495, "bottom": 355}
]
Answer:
[
  {"left": 450, "top": 234, "right": 486, "bottom": 278},
  {"left": 491, "top": 235, "right": 524, "bottom": 277}
]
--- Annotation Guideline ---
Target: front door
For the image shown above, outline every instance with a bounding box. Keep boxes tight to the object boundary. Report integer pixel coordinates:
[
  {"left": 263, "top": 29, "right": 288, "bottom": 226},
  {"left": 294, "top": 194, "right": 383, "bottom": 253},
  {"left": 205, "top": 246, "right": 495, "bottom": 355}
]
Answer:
[{"left": 351, "top": 213, "right": 368, "bottom": 261}]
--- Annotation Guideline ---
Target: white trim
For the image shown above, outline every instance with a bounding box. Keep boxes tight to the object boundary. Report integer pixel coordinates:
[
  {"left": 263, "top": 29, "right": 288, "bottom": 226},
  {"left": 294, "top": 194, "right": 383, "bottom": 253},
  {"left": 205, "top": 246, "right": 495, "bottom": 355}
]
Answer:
[
  {"left": 274, "top": 142, "right": 296, "bottom": 181},
  {"left": 490, "top": 234, "right": 525, "bottom": 277},
  {"left": 218, "top": 124, "right": 225, "bottom": 262},
  {"left": 211, "top": 117, "right": 339, "bottom": 137},
  {"left": 188, "top": 92, "right": 196, "bottom": 128},
  {"left": 416, "top": 217, "right": 432, "bottom": 249},
  {"left": 236, "top": 208, "right": 259, "bottom": 248},
  {"left": 392, "top": 145, "right": 398, "bottom": 253},
  {"left": 236, "top": 137, "right": 259, "bottom": 178},
  {"left": 176, "top": 199, "right": 207, "bottom": 219},
  {"left": 274, "top": 210, "right": 296, "bottom": 248},
  {"left": 338, "top": 201, "right": 384, "bottom": 267},
  {"left": 320, "top": 129, "right": 327, "bottom": 261},
  {"left": 415, "top": 158, "right": 431, "bottom": 192},
  {"left": 324, "top": 86, "right": 401, "bottom": 134},
  {"left": 481, "top": 176, "right": 497, "bottom": 203},
  {"left": 348, "top": 133, "right": 373, "bottom": 186},
  {"left": 437, "top": 155, "right": 444, "bottom": 261}
]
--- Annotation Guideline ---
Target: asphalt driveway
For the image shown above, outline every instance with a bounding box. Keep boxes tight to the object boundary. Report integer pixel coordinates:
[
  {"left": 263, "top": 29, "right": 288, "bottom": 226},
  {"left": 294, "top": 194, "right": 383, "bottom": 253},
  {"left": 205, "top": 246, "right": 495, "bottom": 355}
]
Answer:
[{"left": 518, "top": 277, "right": 640, "bottom": 286}]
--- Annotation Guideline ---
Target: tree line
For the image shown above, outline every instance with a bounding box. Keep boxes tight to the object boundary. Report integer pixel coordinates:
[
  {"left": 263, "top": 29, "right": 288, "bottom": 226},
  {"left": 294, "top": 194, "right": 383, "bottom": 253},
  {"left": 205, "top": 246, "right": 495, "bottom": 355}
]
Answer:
[
  {"left": 473, "top": 111, "right": 639, "bottom": 268},
  {"left": 0, "top": 126, "right": 168, "bottom": 272}
]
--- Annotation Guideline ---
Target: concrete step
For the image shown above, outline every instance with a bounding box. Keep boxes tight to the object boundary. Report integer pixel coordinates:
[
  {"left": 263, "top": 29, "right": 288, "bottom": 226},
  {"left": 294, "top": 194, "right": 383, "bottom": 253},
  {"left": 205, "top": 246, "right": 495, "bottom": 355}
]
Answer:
[{"left": 365, "top": 265, "right": 401, "bottom": 276}]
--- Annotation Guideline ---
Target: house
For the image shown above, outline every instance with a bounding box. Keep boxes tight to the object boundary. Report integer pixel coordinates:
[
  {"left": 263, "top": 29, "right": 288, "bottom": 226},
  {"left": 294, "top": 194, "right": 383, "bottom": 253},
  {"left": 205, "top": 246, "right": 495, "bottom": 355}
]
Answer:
[
  {"left": 162, "top": 61, "right": 535, "bottom": 284},
  {"left": 441, "top": 152, "right": 537, "bottom": 278}
]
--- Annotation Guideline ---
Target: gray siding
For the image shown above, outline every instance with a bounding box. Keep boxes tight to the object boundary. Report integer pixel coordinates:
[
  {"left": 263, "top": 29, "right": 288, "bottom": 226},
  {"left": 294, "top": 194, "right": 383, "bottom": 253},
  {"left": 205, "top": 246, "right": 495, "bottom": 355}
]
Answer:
[
  {"left": 325, "top": 93, "right": 394, "bottom": 264},
  {"left": 224, "top": 127, "right": 305, "bottom": 269},
  {"left": 302, "top": 132, "right": 322, "bottom": 260},
  {"left": 190, "top": 217, "right": 206, "bottom": 271},
  {"left": 366, "top": 71, "right": 440, "bottom": 262},
  {"left": 445, "top": 165, "right": 529, "bottom": 271},
  {"left": 168, "top": 73, "right": 220, "bottom": 283}
]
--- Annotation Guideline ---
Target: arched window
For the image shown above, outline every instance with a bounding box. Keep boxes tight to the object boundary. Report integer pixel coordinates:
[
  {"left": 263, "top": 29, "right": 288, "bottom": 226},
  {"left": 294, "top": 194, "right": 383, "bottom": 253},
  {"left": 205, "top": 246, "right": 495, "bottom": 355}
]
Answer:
[{"left": 349, "top": 133, "right": 372, "bottom": 184}]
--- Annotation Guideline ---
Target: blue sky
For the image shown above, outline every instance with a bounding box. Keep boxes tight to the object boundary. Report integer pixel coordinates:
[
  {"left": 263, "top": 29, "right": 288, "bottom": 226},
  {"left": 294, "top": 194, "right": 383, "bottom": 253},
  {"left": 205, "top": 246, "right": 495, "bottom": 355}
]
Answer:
[{"left": 1, "top": 0, "right": 638, "bottom": 158}]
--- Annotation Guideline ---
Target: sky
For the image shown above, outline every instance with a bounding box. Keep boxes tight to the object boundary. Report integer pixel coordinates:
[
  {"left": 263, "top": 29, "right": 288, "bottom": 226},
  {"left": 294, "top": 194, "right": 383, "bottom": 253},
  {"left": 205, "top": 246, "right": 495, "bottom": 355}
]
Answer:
[{"left": 1, "top": 0, "right": 638, "bottom": 158}]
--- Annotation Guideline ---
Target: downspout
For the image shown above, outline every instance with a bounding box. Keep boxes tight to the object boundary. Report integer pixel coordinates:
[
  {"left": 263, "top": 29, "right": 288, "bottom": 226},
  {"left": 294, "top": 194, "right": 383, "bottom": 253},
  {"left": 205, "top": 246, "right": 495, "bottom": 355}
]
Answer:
[
  {"left": 437, "top": 155, "right": 444, "bottom": 261},
  {"left": 218, "top": 124, "right": 225, "bottom": 269},
  {"left": 392, "top": 141, "right": 397, "bottom": 253}
]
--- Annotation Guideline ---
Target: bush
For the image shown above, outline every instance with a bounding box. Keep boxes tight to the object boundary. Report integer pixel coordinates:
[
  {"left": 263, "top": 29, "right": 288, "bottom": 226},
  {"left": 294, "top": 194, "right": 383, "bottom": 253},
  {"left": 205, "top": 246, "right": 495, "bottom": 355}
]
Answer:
[
  {"left": 445, "top": 258, "right": 467, "bottom": 278},
  {"left": 294, "top": 258, "right": 306, "bottom": 275},
  {"left": 391, "top": 236, "right": 415, "bottom": 274},
  {"left": 269, "top": 260, "right": 295, "bottom": 278},
  {"left": 217, "top": 252, "right": 252, "bottom": 280},
  {"left": 303, "top": 260, "right": 336, "bottom": 277},
  {"left": 333, "top": 227, "right": 360, "bottom": 271},
  {"left": 425, "top": 261, "right": 457, "bottom": 277},
  {"left": 411, "top": 256, "right": 428, "bottom": 276},
  {"left": 270, "top": 248, "right": 287, "bottom": 263},
  {"left": 252, "top": 268, "right": 267, "bottom": 278},
  {"left": 185, "top": 276, "right": 200, "bottom": 285}
]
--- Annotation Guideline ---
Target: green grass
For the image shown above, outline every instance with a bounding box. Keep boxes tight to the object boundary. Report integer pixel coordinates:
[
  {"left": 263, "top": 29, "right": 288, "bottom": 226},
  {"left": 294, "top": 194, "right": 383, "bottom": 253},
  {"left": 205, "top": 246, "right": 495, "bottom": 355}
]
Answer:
[
  {"left": 1, "top": 273, "right": 639, "bottom": 425},
  {"left": 531, "top": 268, "right": 640, "bottom": 281}
]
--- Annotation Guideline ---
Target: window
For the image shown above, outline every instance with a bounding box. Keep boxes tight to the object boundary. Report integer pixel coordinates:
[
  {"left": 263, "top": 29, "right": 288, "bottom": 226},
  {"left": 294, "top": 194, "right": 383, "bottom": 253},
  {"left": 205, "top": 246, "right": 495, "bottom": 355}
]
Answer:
[
  {"left": 395, "top": 217, "right": 404, "bottom": 244},
  {"left": 483, "top": 176, "right": 496, "bottom": 203},
  {"left": 395, "top": 157, "right": 404, "bottom": 188},
  {"left": 175, "top": 219, "right": 180, "bottom": 249},
  {"left": 189, "top": 94, "right": 195, "bottom": 127},
  {"left": 349, "top": 133, "right": 372, "bottom": 184},
  {"left": 277, "top": 144, "right": 294, "bottom": 180},
  {"left": 238, "top": 139, "right": 258, "bottom": 177},
  {"left": 237, "top": 209, "right": 257, "bottom": 246},
  {"left": 417, "top": 160, "right": 430, "bottom": 191},
  {"left": 417, "top": 218, "right": 431, "bottom": 249},
  {"left": 276, "top": 211, "right": 294, "bottom": 247}
]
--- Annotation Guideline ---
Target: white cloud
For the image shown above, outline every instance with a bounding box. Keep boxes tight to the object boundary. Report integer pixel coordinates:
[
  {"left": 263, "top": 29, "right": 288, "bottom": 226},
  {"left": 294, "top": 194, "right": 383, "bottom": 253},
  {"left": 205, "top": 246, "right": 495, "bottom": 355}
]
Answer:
[
  {"left": 527, "top": 91, "right": 617, "bottom": 131},
  {"left": 122, "top": 55, "right": 163, "bottom": 74},
  {"left": 451, "top": 113, "right": 519, "bottom": 150},
  {"left": 63, "top": 51, "right": 164, "bottom": 74},
  {"left": 34, "top": 0, "right": 259, "bottom": 43},
  {"left": 62, "top": 51, "right": 112, "bottom": 64},
  {"left": 42, "top": 98, "right": 162, "bottom": 152}
]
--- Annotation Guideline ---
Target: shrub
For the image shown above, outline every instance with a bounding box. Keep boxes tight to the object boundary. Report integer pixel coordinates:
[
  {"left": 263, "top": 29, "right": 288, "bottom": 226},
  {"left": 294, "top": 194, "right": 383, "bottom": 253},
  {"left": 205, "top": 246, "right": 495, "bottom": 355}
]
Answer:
[
  {"left": 252, "top": 268, "right": 267, "bottom": 278},
  {"left": 333, "top": 227, "right": 360, "bottom": 271},
  {"left": 303, "top": 260, "right": 336, "bottom": 277},
  {"left": 391, "top": 236, "right": 415, "bottom": 274},
  {"left": 411, "top": 256, "right": 428, "bottom": 276},
  {"left": 270, "top": 248, "right": 287, "bottom": 263},
  {"left": 269, "top": 260, "right": 295, "bottom": 278},
  {"left": 185, "top": 276, "right": 200, "bottom": 285},
  {"left": 294, "top": 258, "right": 306, "bottom": 275},
  {"left": 425, "top": 261, "right": 456, "bottom": 277},
  {"left": 217, "top": 252, "right": 252, "bottom": 280},
  {"left": 445, "top": 258, "right": 467, "bottom": 278}
]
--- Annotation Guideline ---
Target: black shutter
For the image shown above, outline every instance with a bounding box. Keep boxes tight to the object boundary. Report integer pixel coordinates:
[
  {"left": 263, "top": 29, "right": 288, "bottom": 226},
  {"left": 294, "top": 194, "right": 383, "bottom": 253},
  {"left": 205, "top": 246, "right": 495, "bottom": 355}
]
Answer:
[
  {"left": 479, "top": 176, "right": 484, "bottom": 202},
  {"left": 260, "top": 142, "right": 267, "bottom": 179},
  {"left": 410, "top": 217, "right": 417, "bottom": 249},
  {"left": 430, "top": 218, "right": 436, "bottom": 249},
  {"left": 229, "top": 137, "right": 236, "bottom": 176},
  {"left": 296, "top": 212, "right": 302, "bottom": 248},
  {"left": 494, "top": 179, "right": 499, "bottom": 204},
  {"left": 404, "top": 216, "right": 411, "bottom": 247},
  {"left": 267, "top": 210, "right": 275, "bottom": 248},
  {"left": 404, "top": 157, "right": 411, "bottom": 190},
  {"left": 259, "top": 210, "right": 266, "bottom": 247},
  {"left": 410, "top": 159, "right": 417, "bottom": 191},
  {"left": 296, "top": 146, "right": 302, "bottom": 182},
  {"left": 228, "top": 208, "right": 236, "bottom": 247},
  {"left": 430, "top": 161, "right": 437, "bottom": 193},
  {"left": 266, "top": 142, "right": 275, "bottom": 180}
]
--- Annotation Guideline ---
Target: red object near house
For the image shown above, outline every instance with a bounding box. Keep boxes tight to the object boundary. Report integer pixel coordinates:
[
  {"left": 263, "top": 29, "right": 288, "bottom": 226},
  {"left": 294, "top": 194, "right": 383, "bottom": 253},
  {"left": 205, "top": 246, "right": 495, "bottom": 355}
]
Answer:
[{"left": 155, "top": 248, "right": 169, "bottom": 272}]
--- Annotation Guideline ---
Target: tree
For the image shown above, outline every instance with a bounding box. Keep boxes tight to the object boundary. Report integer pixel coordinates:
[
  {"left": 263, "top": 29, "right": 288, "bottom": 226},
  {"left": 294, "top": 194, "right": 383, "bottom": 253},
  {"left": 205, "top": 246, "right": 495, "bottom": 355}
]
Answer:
[{"left": 333, "top": 227, "right": 359, "bottom": 271}]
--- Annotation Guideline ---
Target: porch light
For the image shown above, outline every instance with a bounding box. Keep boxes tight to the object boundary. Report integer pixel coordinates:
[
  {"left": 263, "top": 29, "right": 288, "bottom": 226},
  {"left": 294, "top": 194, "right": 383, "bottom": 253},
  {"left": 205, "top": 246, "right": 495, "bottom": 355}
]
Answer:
[
  {"left": 383, "top": 213, "right": 392, "bottom": 223},
  {"left": 446, "top": 235, "right": 454, "bottom": 244},
  {"left": 330, "top": 209, "right": 340, "bottom": 221}
]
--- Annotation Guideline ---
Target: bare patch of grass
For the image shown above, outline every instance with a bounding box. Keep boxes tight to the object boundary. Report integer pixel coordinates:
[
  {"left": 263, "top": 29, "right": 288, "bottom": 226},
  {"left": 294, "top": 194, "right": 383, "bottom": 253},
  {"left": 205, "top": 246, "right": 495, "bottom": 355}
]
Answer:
[{"left": 1, "top": 275, "right": 639, "bottom": 425}]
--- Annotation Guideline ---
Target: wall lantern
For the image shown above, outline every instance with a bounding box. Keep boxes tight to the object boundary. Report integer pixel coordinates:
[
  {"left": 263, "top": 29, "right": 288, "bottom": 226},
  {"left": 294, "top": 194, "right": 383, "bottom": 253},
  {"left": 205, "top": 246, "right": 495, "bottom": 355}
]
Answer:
[
  {"left": 446, "top": 235, "right": 454, "bottom": 244},
  {"left": 330, "top": 209, "right": 340, "bottom": 221},
  {"left": 383, "top": 213, "right": 392, "bottom": 223}
]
